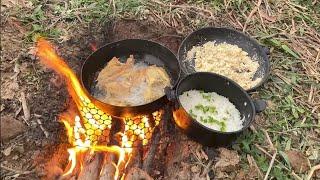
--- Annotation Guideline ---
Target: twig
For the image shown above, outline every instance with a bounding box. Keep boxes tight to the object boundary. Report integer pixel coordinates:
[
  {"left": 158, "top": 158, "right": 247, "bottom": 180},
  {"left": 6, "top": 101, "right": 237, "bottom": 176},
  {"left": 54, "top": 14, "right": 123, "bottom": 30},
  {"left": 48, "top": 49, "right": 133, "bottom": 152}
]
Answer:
[
  {"left": 291, "top": 171, "right": 303, "bottom": 180},
  {"left": 263, "top": 150, "right": 277, "bottom": 180},
  {"left": 306, "top": 164, "right": 320, "bottom": 180},
  {"left": 247, "top": 155, "right": 264, "bottom": 179},
  {"left": 262, "top": 129, "right": 275, "bottom": 151},
  {"left": 201, "top": 160, "right": 213, "bottom": 177},
  {"left": 308, "top": 85, "right": 314, "bottom": 103},
  {"left": 243, "top": 0, "right": 263, "bottom": 32},
  {"left": 287, "top": 1, "right": 308, "bottom": 10},
  {"left": 109, "top": 0, "right": 116, "bottom": 15},
  {"left": 37, "top": 119, "right": 49, "bottom": 138},
  {"left": 1, "top": 164, "right": 34, "bottom": 175},
  {"left": 150, "top": 10, "right": 171, "bottom": 27},
  {"left": 257, "top": 8, "right": 267, "bottom": 33},
  {"left": 263, "top": 0, "right": 272, "bottom": 16},
  {"left": 274, "top": 72, "right": 304, "bottom": 95},
  {"left": 20, "top": 92, "right": 30, "bottom": 123},
  {"left": 255, "top": 144, "right": 291, "bottom": 172},
  {"left": 151, "top": 0, "right": 215, "bottom": 19}
]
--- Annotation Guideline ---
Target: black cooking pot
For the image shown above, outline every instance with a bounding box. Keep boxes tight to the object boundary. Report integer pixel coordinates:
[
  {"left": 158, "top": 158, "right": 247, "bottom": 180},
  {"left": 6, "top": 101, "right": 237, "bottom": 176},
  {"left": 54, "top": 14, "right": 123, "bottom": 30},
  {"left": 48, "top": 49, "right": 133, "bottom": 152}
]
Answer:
[
  {"left": 178, "top": 27, "right": 270, "bottom": 92},
  {"left": 166, "top": 72, "right": 266, "bottom": 147},
  {"left": 81, "top": 39, "right": 181, "bottom": 117}
]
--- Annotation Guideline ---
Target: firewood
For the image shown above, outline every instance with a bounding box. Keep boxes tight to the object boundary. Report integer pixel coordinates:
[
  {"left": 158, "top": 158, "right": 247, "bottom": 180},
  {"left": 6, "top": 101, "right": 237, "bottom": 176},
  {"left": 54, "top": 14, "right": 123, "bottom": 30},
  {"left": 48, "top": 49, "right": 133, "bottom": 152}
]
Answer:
[
  {"left": 142, "top": 128, "right": 160, "bottom": 173},
  {"left": 123, "top": 148, "right": 142, "bottom": 174},
  {"left": 78, "top": 153, "right": 103, "bottom": 180},
  {"left": 124, "top": 167, "right": 153, "bottom": 180},
  {"left": 99, "top": 153, "right": 117, "bottom": 180}
]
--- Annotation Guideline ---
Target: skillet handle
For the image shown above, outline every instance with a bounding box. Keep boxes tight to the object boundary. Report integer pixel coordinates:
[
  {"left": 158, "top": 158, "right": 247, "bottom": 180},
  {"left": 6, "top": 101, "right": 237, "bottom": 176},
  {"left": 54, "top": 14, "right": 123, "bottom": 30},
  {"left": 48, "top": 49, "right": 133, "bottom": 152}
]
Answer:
[
  {"left": 165, "top": 87, "right": 176, "bottom": 101},
  {"left": 261, "top": 46, "right": 270, "bottom": 55},
  {"left": 253, "top": 99, "right": 267, "bottom": 113}
]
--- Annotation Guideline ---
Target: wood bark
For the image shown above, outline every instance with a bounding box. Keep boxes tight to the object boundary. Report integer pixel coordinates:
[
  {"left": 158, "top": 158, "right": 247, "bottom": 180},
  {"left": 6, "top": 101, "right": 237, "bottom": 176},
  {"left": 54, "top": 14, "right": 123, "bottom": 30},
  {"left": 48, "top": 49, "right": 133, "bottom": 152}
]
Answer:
[
  {"left": 124, "top": 167, "right": 153, "bottom": 180},
  {"left": 99, "top": 153, "right": 117, "bottom": 180},
  {"left": 77, "top": 153, "right": 103, "bottom": 180}
]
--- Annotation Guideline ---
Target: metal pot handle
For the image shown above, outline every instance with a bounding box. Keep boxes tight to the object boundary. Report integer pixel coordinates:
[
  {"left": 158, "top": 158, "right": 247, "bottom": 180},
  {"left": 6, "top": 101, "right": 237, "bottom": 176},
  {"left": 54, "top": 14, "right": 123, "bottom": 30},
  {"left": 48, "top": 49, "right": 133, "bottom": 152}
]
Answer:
[
  {"left": 253, "top": 99, "right": 267, "bottom": 113},
  {"left": 261, "top": 45, "right": 270, "bottom": 55},
  {"left": 164, "top": 87, "right": 176, "bottom": 101}
]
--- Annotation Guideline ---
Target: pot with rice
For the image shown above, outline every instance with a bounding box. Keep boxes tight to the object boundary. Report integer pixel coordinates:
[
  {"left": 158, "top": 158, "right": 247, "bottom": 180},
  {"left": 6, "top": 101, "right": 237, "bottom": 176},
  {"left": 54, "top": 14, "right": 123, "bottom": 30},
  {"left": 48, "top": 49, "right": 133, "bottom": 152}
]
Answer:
[{"left": 168, "top": 72, "right": 266, "bottom": 147}]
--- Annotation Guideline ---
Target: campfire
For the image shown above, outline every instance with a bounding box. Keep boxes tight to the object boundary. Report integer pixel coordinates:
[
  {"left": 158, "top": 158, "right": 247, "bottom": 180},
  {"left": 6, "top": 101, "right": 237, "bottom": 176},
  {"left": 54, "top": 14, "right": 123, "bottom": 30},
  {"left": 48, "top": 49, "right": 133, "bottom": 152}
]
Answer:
[{"left": 36, "top": 39, "right": 163, "bottom": 179}]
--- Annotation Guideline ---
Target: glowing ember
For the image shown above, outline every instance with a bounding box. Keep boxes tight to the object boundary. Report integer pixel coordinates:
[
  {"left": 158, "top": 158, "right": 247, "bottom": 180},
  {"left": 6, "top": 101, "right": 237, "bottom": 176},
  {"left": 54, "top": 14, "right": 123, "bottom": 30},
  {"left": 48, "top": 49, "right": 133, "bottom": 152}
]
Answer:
[{"left": 36, "top": 38, "right": 162, "bottom": 179}]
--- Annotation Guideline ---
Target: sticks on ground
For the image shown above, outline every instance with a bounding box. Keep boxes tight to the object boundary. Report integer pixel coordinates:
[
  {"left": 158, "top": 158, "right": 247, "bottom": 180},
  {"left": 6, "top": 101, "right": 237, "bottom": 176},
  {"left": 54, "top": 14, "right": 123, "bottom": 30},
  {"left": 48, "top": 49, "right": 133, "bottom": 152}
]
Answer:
[
  {"left": 20, "top": 91, "right": 30, "bottom": 123},
  {"left": 263, "top": 150, "right": 277, "bottom": 180},
  {"left": 243, "top": 0, "right": 263, "bottom": 32},
  {"left": 307, "top": 164, "right": 320, "bottom": 180}
]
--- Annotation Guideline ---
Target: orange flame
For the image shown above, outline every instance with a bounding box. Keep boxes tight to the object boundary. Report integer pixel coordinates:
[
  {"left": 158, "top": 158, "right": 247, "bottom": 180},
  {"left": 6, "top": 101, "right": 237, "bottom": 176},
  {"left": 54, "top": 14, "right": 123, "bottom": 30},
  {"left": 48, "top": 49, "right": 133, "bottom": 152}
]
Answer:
[
  {"left": 36, "top": 38, "right": 162, "bottom": 179},
  {"left": 36, "top": 38, "right": 130, "bottom": 179}
]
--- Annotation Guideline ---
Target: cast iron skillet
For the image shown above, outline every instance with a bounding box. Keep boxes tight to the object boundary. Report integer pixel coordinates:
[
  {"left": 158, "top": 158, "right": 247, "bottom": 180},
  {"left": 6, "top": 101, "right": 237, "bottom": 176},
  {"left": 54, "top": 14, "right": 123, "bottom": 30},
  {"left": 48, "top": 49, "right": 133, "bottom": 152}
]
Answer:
[
  {"left": 166, "top": 72, "right": 266, "bottom": 147},
  {"left": 81, "top": 39, "right": 181, "bottom": 118},
  {"left": 178, "top": 27, "right": 270, "bottom": 92}
]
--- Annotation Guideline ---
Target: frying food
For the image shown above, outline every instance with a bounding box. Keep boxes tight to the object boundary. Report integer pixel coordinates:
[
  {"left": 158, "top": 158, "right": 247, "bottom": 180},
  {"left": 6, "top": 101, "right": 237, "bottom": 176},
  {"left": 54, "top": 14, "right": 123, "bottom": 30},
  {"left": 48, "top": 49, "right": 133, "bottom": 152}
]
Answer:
[
  {"left": 95, "top": 55, "right": 171, "bottom": 106},
  {"left": 179, "top": 90, "right": 243, "bottom": 132},
  {"left": 186, "top": 42, "right": 261, "bottom": 90}
]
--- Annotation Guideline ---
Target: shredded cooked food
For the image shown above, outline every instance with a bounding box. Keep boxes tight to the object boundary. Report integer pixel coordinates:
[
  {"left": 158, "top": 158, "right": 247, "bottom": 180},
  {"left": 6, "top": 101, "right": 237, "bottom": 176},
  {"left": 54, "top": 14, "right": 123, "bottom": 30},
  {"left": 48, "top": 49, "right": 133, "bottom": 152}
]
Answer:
[
  {"left": 95, "top": 55, "right": 171, "bottom": 106},
  {"left": 186, "top": 42, "right": 261, "bottom": 90}
]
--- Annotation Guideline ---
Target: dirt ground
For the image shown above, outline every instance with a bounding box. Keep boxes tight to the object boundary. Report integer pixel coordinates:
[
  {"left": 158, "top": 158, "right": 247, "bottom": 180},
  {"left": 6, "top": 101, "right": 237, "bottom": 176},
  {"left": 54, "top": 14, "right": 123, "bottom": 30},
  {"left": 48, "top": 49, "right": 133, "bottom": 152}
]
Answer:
[
  {"left": 1, "top": 0, "right": 320, "bottom": 179},
  {"left": 0, "top": 18, "right": 202, "bottom": 179}
]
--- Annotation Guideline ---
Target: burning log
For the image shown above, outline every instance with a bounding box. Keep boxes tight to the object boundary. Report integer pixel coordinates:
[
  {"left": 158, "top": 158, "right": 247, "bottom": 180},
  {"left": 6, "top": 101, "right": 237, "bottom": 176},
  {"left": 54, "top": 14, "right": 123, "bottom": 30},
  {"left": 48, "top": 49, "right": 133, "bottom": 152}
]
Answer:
[
  {"left": 77, "top": 153, "right": 103, "bottom": 180},
  {"left": 124, "top": 148, "right": 142, "bottom": 171},
  {"left": 124, "top": 167, "right": 153, "bottom": 180},
  {"left": 142, "top": 129, "right": 160, "bottom": 173},
  {"left": 99, "top": 153, "right": 117, "bottom": 180}
]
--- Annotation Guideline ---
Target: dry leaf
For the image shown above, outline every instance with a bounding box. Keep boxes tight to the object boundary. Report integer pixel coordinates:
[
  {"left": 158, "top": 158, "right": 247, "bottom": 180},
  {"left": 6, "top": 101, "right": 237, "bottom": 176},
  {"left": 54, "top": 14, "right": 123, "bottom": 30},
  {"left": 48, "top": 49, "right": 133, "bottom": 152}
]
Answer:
[
  {"left": 286, "top": 150, "right": 310, "bottom": 173},
  {"left": 214, "top": 148, "right": 240, "bottom": 172}
]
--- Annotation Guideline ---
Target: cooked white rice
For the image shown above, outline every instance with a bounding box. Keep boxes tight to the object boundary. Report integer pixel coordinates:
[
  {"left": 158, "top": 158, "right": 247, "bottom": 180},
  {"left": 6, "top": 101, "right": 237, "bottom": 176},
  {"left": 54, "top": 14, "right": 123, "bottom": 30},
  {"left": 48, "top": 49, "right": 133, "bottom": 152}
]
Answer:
[{"left": 179, "top": 90, "right": 243, "bottom": 132}]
